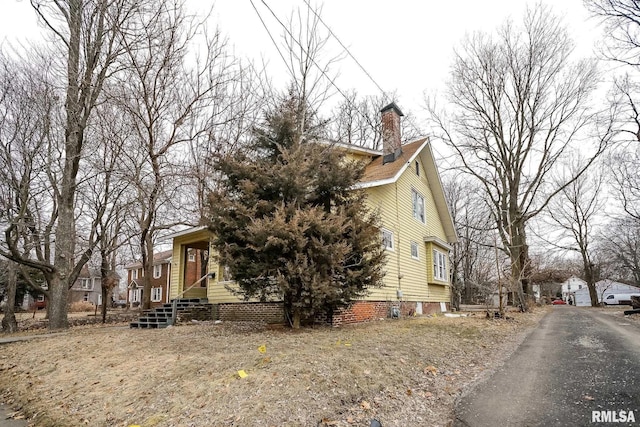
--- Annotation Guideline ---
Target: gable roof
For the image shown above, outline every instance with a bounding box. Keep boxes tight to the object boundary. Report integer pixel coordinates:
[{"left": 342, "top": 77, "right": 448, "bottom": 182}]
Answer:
[
  {"left": 357, "top": 138, "right": 428, "bottom": 186},
  {"left": 352, "top": 137, "right": 457, "bottom": 244},
  {"left": 125, "top": 249, "right": 173, "bottom": 270}
]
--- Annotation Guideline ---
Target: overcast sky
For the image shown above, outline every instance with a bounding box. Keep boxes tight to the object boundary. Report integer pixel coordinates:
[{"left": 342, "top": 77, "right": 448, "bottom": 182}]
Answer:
[{"left": 1, "top": 0, "right": 603, "bottom": 116}]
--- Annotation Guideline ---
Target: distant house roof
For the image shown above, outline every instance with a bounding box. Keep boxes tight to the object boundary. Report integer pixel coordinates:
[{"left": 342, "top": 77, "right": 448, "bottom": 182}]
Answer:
[
  {"left": 77, "top": 265, "right": 100, "bottom": 278},
  {"left": 125, "top": 250, "right": 173, "bottom": 270}
]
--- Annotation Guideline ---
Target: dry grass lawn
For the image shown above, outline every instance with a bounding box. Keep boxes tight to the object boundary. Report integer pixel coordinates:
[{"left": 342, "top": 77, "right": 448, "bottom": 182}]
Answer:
[{"left": 0, "top": 309, "right": 547, "bottom": 427}]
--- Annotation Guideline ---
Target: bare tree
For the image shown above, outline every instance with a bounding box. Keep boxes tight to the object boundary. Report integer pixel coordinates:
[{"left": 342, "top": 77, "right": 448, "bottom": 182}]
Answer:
[
  {"left": 0, "top": 0, "right": 137, "bottom": 329},
  {"left": 585, "top": 0, "right": 640, "bottom": 66},
  {"left": 184, "top": 62, "right": 269, "bottom": 222},
  {"left": 82, "top": 104, "right": 134, "bottom": 322},
  {"left": 1, "top": 260, "right": 18, "bottom": 332},
  {"left": 545, "top": 163, "right": 605, "bottom": 306},
  {"left": 112, "top": 0, "right": 238, "bottom": 309},
  {"left": 0, "top": 47, "right": 63, "bottom": 323},
  {"left": 429, "top": 4, "right": 614, "bottom": 310},
  {"left": 443, "top": 174, "right": 496, "bottom": 308},
  {"left": 328, "top": 91, "right": 423, "bottom": 149},
  {"left": 598, "top": 217, "right": 640, "bottom": 285}
]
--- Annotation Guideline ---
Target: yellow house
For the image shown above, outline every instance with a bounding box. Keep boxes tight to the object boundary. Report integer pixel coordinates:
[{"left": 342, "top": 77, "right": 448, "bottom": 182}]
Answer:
[{"left": 166, "top": 103, "right": 457, "bottom": 324}]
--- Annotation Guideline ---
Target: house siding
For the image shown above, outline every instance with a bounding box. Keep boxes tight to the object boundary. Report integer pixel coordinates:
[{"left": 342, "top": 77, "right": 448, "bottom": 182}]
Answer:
[
  {"left": 363, "top": 157, "right": 450, "bottom": 304},
  {"left": 167, "top": 141, "right": 454, "bottom": 322}
]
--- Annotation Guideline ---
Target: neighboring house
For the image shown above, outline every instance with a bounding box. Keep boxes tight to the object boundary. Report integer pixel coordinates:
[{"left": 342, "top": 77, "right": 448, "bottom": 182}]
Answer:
[
  {"left": 165, "top": 103, "right": 457, "bottom": 325},
  {"left": 573, "top": 280, "right": 640, "bottom": 306},
  {"left": 561, "top": 276, "right": 587, "bottom": 302},
  {"left": 125, "top": 250, "right": 172, "bottom": 308},
  {"left": 69, "top": 267, "right": 103, "bottom": 306},
  {"left": 125, "top": 249, "right": 206, "bottom": 308},
  {"left": 21, "top": 291, "right": 46, "bottom": 311}
]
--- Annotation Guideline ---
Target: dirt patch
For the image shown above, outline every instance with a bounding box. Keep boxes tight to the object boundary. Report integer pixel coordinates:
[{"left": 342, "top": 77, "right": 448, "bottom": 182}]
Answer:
[{"left": 0, "top": 308, "right": 547, "bottom": 427}]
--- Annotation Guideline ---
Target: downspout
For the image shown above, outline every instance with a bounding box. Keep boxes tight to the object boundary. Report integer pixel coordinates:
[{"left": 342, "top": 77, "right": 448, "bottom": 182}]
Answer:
[
  {"left": 166, "top": 262, "right": 170, "bottom": 304},
  {"left": 394, "top": 182, "right": 402, "bottom": 291}
]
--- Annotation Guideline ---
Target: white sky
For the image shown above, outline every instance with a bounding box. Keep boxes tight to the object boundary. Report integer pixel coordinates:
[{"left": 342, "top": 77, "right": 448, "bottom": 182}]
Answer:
[{"left": 0, "top": 0, "right": 602, "bottom": 116}]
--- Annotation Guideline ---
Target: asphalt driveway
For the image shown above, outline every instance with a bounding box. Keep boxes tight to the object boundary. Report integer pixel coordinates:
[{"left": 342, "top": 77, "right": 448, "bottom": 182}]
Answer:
[{"left": 454, "top": 306, "right": 640, "bottom": 426}]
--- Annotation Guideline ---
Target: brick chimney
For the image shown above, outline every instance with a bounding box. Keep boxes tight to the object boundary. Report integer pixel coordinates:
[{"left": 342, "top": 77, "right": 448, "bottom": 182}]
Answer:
[{"left": 380, "top": 102, "right": 403, "bottom": 163}]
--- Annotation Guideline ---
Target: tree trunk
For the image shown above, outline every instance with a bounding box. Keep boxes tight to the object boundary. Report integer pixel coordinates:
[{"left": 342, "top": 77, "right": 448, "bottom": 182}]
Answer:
[
  {"left": 292, "top": 308, "right": 301, "bottom": 330},
  {"left": 47, "top": 275, "right": 69, "bottom": 330},
  {"left": 141, "top": 236, "right": 154, "bottom": 310},
  {"left": 509, "top": 217, "right": 531, "bottom": 311},
  {"left": 1, "top": 262, "right": 18, "bottom": 333},
  {"left": 101, "top": 286, "right": 108, "bottom": 323},
  {"left": 584, "top": 261, "right": 599, "bottom": 307},
  {"left": 100, "top": 254, "right": 109, "bottom": 323}
]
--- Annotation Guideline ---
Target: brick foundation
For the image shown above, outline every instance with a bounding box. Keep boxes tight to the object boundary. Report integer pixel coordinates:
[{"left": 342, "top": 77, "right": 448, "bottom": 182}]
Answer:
[
  {"left": 216, "top": 300, "right": 450, "bottom": 326},
  {"left": 317, "top": 300, "right": 450, "bottom": 327},
  {"left": 218, "top": 302, "right": 285, "bottom": 324}
]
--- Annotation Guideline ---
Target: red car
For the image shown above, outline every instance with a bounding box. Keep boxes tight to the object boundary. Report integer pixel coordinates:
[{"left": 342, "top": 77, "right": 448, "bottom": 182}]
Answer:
[{"left": 552, "top": 299, "right": 567, "bottom": 305}]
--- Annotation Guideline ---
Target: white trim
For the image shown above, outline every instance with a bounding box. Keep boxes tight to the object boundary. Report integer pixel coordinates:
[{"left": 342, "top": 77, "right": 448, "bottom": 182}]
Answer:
[
  {"left": 381, "top": 229, "right": 394, "bottom": 251},
  {"left": 412, "top": 188, "right": 426, "bottom": 224},
  {"left": 151, "top": 287, "right": 162, "bottom": 302},
  {"left": 423, "top": 236, "right": 453, "bottom": 251},
  {"left": 433, "top": 249, "right": 447, "bottom": 282},
  {"left": 411, "top": 241, "right": 419, "bottom": 260},
  {"left": 153, "top": 264, "right": 162, "bottom": 279}
]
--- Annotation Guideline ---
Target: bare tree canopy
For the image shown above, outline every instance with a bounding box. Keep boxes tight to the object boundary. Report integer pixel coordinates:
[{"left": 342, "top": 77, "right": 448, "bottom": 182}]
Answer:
[
  {"left": 585, "top": 0, "right": 640, "bottom": 66},
  {"left": 429, "top": 4, "right": 614, "bottom": 309}
]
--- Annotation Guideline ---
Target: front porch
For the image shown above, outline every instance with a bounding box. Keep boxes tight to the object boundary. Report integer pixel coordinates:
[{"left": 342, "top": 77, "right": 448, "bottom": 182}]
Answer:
[{"left": 166, "top": 227, "right": 213, "bottom": 300}]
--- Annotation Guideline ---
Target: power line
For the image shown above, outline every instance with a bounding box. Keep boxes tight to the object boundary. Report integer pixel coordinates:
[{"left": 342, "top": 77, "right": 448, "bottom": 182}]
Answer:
[
  {"left": 301, "top": 0, "right": 390, "bottom": 103},
  {"left": 258, "top": 0, "right": 355, "bottom": 106},
  {"left": 248, "top": 0, "right": 295, "bottom": 80},
  {"left": 252, "top": 0, "right": 438, "bottom": 155}
]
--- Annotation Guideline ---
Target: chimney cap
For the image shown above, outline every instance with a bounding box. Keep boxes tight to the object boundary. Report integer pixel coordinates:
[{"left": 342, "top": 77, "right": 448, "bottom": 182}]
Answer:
[{"left": 380, "top": 102, "right": 404, "bottom": 117}]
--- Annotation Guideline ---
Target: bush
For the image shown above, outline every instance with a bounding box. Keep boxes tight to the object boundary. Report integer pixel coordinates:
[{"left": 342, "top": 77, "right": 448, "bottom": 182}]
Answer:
[{"left": 69, "top": 301, "right": 95, "bottom": 312}]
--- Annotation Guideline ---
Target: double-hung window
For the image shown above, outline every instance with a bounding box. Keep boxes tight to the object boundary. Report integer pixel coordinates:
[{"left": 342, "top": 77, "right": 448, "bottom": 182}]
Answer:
[
  {"left": 381, "top": 229, "right": 394, "bottom": 251},
  {"left": 153, "top": 264, "right": 162, "bottom": 279},
  {"left": 433, "top": 250, "right": 447, "bottom": 281},
  {"left": 80, "top": 278, "right": 92, "bottom": 290},
  {"left": 151, "top": 287, "right": 162, "bottom": 302},
  {"left": 411, "top": 242, "right": 419, "bottom": 260},
  {"left": 412, "top": 189, "right": 425, "bottom": 223}
]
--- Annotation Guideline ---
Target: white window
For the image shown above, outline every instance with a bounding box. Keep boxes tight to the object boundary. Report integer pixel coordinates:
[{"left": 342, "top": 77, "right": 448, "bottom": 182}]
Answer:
[
  {"left": 415, "top": 161, "right": 420, "bottom": 176},
  {"left": 412, "top": 189, "right": 425, "bottom": 223},
  {"left": 188, "top": 252, "right": 196, "bottom": 262},
  {"left": 220, "top": 265, "right": 233, "bottom": 282},
  {"left": 433, "top": 250, "right": 447, "bottom": 281},
  {"left": 151, "top": 287, "right": 162, "bottom": 302},
  {"left": 411, "top": 242, "right": 419, "bottom": 260},
  {"left": 131, "top": 289, "right": 141, "bottom": 303},
  {"left": 97, "top": 294, "right": 102, "bottom": 306},
  {"left": 80, "top": 278, "right": 92, "bottom": 290},
  {"left": 83, "top": 293, "right": 90, "bottom": 302},
  {"left": 381, "top": 229, "right": 394, "bottom": 251},
  {"left": 36, "top": 294, "right": 45, "bottom": 302},
  {"left": 153, "top": 264, "right": 162, "bottom": 279},
  {"left": 131, "top": 269, "right": 138, "bottom": 280}
]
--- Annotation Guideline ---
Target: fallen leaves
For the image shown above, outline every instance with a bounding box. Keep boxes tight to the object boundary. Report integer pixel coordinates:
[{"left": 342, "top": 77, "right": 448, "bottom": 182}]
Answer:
[
  {"left": 424, "top": 365, "right": 438, "bottom": 376},
  {"left": 0, "top": 309, "right": 546, "bottom": 427}
]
